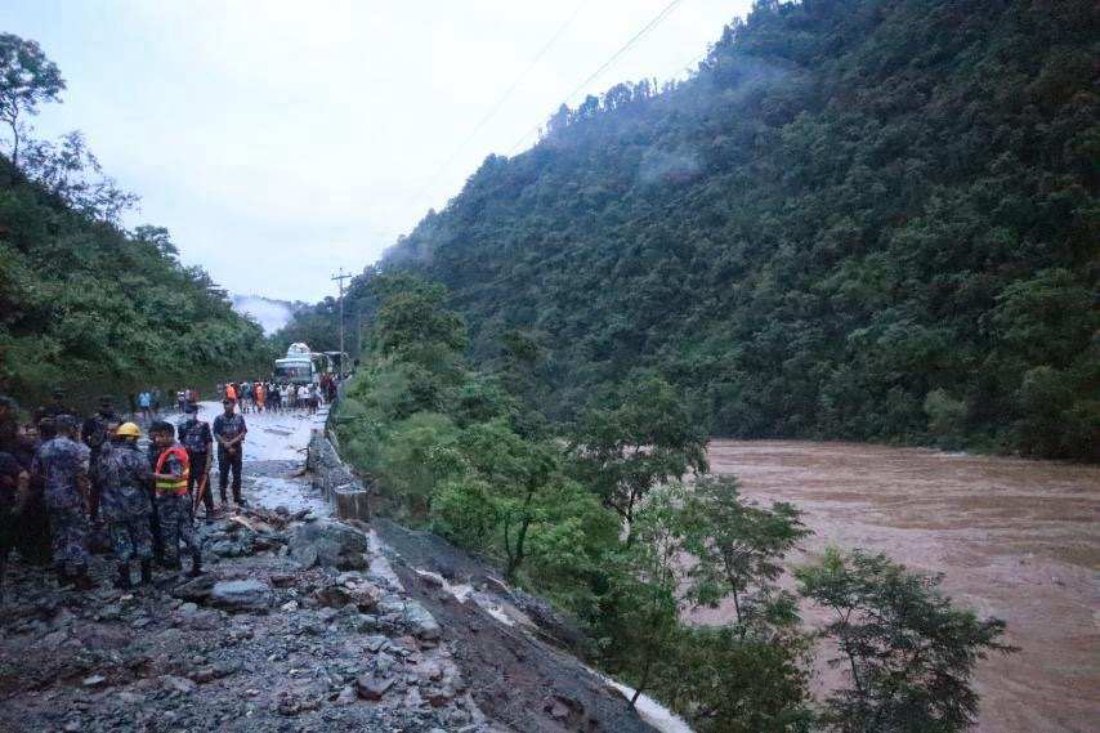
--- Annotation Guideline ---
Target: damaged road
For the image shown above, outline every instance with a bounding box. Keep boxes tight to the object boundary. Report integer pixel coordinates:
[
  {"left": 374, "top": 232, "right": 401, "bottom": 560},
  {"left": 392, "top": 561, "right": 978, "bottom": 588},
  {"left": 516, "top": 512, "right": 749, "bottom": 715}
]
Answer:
[{"left": 0, "top": 404, "right": 666, "bottom": 732}]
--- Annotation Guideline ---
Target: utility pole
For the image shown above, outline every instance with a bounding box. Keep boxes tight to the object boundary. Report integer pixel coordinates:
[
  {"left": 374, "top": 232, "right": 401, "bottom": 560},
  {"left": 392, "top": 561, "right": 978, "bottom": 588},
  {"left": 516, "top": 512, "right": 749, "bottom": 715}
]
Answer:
[
  {"left": 356, "top": 308, "right": 363, "bottom": 359},
  {"left": 331, "top": 268, "right": 351, "bottom": 374}
]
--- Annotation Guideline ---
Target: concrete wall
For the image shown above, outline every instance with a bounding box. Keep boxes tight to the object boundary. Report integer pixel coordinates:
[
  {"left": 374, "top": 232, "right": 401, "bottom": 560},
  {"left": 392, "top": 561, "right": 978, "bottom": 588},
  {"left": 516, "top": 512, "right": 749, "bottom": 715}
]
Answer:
[{"left": 307, "top": 428, "right": 371, "bottom": 522}]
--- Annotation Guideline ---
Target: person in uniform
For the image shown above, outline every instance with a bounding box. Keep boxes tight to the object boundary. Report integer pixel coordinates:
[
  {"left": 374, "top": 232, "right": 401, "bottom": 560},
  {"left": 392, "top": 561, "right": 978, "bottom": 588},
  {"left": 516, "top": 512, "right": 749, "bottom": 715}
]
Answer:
[
  {"left": 212, "top": 398, "right": 248, "bottom": 507},
  {"left": 177, "top": 402, "right": 214, "bottom": 519},
  {"left": 100, "top": 422, "right": 154, "bottom": 588},
  {"left": 32, "top": 415, "right": 94, "bottom": 590},
  {"left": 0, "top": 445, "right": 30, "bottom": 599},
  {"left": 150, "top": 421, "right": 201, "bottom": 576},
  {"left": 82, "top": 396, "right": 119, "bottom": 522}
]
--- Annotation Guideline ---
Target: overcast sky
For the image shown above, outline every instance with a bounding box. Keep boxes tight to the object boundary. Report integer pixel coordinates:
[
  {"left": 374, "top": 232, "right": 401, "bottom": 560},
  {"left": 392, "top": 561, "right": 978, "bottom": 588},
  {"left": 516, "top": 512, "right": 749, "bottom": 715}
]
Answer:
[{"left": 1, "top": 0, "right": 752, "bottom": 302}]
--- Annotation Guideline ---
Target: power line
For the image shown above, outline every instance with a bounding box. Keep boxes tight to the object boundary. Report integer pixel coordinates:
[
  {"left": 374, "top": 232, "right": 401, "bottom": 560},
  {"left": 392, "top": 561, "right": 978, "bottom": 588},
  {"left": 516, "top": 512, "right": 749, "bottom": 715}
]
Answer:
[
  {"left": 411, "top": 1, "right": 588, "bottom": 209},
  {"left": 507, "top": 0, "right": 688, "bottom": 155}
]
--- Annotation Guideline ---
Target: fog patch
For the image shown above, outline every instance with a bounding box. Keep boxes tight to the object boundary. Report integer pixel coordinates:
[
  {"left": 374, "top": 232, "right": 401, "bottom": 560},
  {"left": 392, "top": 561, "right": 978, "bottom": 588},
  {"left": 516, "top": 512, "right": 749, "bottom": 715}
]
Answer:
[{"left": 638, "top": 147, "right": 702, "bottom": 185}]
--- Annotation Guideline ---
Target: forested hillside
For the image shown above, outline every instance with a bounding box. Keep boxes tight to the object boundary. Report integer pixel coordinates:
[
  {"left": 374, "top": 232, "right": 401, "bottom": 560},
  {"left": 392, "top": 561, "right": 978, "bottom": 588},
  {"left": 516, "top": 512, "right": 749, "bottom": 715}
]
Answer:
[{"left": 305, "top": 0, "right": 1100, "bottom": 459}]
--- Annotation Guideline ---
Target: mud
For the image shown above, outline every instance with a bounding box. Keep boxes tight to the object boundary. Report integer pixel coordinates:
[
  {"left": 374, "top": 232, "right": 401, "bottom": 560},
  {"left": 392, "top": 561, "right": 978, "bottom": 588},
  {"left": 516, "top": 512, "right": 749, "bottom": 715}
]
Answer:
[{"left": 691, "top": 440, "right": 1100, "bottom": 733}]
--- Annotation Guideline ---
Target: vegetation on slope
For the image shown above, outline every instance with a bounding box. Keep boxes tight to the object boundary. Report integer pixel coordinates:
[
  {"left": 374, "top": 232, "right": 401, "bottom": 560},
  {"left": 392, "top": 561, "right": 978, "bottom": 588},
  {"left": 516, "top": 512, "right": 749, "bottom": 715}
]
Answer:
[
  {"left": 334, "top": 274, "right": 1012, "bottom": 731},
  {"left": 0, "top": 33, "right": 272, "bottom": 404},
  {"left": 294, "top": 0, "right": 1100, "bottom": 459}
]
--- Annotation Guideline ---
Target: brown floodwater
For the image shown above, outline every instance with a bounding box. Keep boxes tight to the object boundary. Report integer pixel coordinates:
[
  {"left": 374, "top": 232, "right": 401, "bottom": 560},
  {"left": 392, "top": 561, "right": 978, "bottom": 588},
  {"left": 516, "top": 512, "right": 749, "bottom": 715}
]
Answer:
[{"left": 685, "top": 440, "right": 1100, "bottom": 733}]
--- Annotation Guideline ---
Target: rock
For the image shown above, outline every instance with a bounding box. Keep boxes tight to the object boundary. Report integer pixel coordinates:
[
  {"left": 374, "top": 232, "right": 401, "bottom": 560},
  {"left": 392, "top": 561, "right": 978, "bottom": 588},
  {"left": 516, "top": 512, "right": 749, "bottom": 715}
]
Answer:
[
  {"left": 209, "top": 580, "right": 273, "bottom": 613},
  {"left": 82, "top": 674, "right": 107, "bottom": 687},
  {"left": 356, "top": 675, "right": 395, "bottom": 701},
  {"left": 364, "top": 635, "right": 388, "bottom": 653},
  {"left": 403, "top": 600, "right": 442, "bottom": 641},
  {"left": 318, "top": 607, "right": 339, "bottom": 623},
  {"left": 178, "top": 602, "right": 199, "bottom": 614},
  {"left": 334, "top": 686, "right": 357, "bottom": 706},
  {"left": 172, "top": 575, "right": 216, "bottom": 602},
  {"left": 280, "top": 600, "right": 300, "bottom": 612},
  {"left": 289, "top": 521, "right": 370, "bottom": 570},
  {"left": 161, "top": 675, "right": 197, "bottom": 694},
  {"left": 426, "top": 686, "right": 455, "bottom": 707},
  {"left": 270, "top": 573, "right": 297, "bottom": 588}
]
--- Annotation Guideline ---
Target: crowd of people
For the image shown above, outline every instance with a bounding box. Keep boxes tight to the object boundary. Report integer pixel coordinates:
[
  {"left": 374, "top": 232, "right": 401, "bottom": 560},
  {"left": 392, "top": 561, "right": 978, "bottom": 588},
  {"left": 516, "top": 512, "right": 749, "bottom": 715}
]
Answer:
[
  {"left": 0, "top": 389, "right": 254, "bottom": 598},
  {"left": 217, "top": 375, "right": 337, "bottom": 416}
]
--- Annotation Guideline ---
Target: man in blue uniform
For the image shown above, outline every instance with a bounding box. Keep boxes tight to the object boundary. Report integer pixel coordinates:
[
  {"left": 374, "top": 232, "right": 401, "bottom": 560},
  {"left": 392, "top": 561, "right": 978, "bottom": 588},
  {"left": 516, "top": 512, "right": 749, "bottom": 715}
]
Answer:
[
  {"left": 100, "top": 422, "right": 154, "bottom": 588},
  {"left": 32, "top": 415, "right": 94, "bottom": 590},
  {"left": 177, "top": 403, "right": 214, "bottom": 518},
  {"left": 212, "top": 398, "right": 247, "bottom": 507}
]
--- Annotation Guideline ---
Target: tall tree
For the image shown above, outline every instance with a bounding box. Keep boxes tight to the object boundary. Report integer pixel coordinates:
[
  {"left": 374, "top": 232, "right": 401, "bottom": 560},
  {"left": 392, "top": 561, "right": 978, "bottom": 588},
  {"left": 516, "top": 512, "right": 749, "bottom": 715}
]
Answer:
[{"left": 0, "top": 33, "right": 64, "bottom": 168}]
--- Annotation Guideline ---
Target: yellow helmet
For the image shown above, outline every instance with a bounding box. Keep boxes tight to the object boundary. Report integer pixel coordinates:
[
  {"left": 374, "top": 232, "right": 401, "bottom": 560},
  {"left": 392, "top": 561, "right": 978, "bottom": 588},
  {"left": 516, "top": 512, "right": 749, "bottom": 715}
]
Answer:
[{"left": 117, "top": 422, "right": 141, "bottom": 438}]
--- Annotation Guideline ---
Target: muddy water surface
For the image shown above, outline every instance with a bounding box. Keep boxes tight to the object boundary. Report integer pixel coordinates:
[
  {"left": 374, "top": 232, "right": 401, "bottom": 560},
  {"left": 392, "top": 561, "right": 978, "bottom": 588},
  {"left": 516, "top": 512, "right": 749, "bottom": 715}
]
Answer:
[{"left": 689, "top": 441, "right": 1100, "bottom": 733}]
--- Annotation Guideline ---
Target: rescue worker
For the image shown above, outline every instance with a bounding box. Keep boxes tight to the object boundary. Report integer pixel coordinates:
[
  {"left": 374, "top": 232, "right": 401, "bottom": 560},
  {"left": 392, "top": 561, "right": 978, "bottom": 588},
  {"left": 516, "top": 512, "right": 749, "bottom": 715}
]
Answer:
[
  {"left": 32, "top": 415, "right": 94, "bottom": 590},
  {"left": 82, "top": 396, "right": 119, "bottom": 521},
  {"left": 0, "top": 395, "right": 18, "bottom": 455},
  {"left": 213, "top": 398, "right": 247, "bottom": 507},
  {"left": 0, "top": 444, "right": 30, "bottom": 599},
  {"left": 100, "top": 422, "right": 154, "bottom": 588},
  {"left": 149, "top": 421, "right": 201, "bottom": 575},
  {"left": 37, "top": 389, "right": 73, "bottom": 422},
  {"left": 177, "top": 402, "right": 214, "bottom": 518}
]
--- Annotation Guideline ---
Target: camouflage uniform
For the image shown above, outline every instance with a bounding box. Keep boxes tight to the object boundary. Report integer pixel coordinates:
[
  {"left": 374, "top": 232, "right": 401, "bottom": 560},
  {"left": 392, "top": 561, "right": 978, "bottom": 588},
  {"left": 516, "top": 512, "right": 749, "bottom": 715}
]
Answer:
[
  {"left": 154, "top": 442, "right": 199, "bottom": 565},
  {"left": 100, "top": 441, "right": 154, "bottom": 563},
  {"left": 31, "top": 436, "right": 91, "bottom": 574}
]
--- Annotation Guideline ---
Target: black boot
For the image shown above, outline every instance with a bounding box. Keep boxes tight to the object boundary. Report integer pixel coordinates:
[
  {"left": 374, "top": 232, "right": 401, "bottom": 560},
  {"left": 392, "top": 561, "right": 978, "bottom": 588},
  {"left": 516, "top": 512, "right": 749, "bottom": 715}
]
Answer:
[
  {"left": 188, "top": 550, "right": 203, "bottom": 578},
  {"left": 114, "top": 563, "right": 132, "bottom": 590},
  {"left": 140, "top": 559, "right": 153, "bottom": 585}
]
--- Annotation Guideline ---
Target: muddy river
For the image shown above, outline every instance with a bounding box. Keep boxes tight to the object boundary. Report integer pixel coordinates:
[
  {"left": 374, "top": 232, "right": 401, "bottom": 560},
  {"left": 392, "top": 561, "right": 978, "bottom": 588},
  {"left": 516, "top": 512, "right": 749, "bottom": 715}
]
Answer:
[{"left": 685, "top": 441, "right": 1099, "bottom": 733}]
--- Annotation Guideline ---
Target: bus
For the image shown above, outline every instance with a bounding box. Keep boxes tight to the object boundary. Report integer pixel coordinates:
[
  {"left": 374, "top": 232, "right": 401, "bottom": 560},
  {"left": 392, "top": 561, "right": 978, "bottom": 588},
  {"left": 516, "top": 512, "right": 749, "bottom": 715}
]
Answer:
[{"left": 273, "top": 344, "right": 348, "bottom": 384}]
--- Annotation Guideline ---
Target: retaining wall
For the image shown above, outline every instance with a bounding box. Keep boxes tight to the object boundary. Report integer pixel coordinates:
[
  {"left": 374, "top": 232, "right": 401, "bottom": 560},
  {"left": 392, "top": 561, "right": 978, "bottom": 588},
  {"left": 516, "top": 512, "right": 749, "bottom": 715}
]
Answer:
[{"left": 306, "top": 428, "right": 371, "bottom": 522}]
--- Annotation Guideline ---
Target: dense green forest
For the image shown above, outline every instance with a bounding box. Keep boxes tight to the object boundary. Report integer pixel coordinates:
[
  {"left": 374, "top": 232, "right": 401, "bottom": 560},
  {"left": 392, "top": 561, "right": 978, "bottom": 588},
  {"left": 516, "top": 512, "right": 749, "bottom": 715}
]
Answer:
[
  {"left": 334, "top": 273, "right": 1011, "bottom": 731},
  {"left": 289, "top": 0, "right": 1100, "bottom": 460},
  {"left": 0, "top": 34, "right": 272, "bottom": 406}
]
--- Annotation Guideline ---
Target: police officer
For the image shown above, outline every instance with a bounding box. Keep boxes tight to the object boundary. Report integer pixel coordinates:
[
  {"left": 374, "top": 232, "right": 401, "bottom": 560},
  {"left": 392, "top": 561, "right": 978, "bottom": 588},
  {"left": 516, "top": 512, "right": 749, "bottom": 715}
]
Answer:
[
  {"left": 82, "top": 396, "right": 119, "bottom": 522},
  {"left": 150, "top": 421, "right": 202, "bottom": 576},
  {"left": 177, "top": 402, "right": 214, "bottom": 518},
  {"left": 0, "top": 444, "right": 29, "bottom": 599},
  {"left": 100, "top": 422, "right": 155, "bottom": 589},
  {"left": 212, "top": 398, "right": 248, "bottom": 507},
  {"left": 32, "top": 415, "right": 94, "bottom": 590}
]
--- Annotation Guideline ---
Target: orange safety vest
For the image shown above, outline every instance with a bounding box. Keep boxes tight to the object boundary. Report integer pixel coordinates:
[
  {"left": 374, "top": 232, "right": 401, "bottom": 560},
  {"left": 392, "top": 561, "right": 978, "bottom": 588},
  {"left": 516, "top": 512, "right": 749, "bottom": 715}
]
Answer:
[{"left": 155, "top": 445, "right": 191, "bottom": 495}]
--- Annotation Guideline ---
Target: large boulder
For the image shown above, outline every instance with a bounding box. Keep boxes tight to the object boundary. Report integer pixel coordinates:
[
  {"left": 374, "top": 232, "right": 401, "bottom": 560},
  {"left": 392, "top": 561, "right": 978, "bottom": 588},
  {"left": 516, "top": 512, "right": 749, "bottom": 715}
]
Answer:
[
  {"left": 289, "top": 520, "right": 371, "bottom": 570},
  {"left": 209, "top": 579, "right": 273, "bottom": 613}
]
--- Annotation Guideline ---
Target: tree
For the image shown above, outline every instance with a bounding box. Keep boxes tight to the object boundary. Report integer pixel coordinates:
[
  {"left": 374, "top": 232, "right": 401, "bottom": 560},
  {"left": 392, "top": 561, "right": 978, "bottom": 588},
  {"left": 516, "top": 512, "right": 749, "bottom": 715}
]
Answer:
[
  {"left": 680, "top": 475, "right": 809, "bottom": 625},
  {"left": 570, "top": 372, "right": 708, "bottom": 537},
  {"left": 454, "top": 420, "right": 559, "bottom": 580},
  {"left": 0, "top": 33, "right": 65, "bottom": 168},
  {"left": 796, "top": 548, "right": 1014, "bottom": 732}
]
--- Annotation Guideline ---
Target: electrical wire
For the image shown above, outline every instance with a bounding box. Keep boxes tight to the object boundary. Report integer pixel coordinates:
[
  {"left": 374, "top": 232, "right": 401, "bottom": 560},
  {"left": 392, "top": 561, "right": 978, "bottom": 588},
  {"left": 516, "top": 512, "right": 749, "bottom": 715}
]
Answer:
[{"left": 506, "top": 0, "right": 688, "bottom": 155}]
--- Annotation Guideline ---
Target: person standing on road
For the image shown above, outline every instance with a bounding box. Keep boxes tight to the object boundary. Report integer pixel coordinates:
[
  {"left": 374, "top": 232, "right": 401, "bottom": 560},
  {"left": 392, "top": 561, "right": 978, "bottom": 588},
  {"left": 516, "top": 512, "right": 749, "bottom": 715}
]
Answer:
[
  {"left": 178, "top": 402, "right": 214, "bottom": 518},
  {"left": 100, "top": 422, "right": 154, "bottom": 588},
  {"left": 81, "top": 396, "right": 119, "bottom": 524},
  {"left": 0, "top": 446, "right": 29, "bottom": 599},
  {"left": 213, "top": 398, "right": 247, "bottom": 507},
  {"left": 32, "top": 415, "right": 94, "bottom": 590},
  {"left": 150, "top": 421, "right": 201, "bottom": 576}
]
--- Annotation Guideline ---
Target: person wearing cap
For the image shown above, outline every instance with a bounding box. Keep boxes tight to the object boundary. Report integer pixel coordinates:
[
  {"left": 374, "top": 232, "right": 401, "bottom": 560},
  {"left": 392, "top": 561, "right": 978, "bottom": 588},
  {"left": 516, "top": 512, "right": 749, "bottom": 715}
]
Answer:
[
  {"left": 212, "top": 398, "right": 248, "bottom": 507},
  {"left": 149, "top": 421, "right": 201, "bottom": 575},
  {"left": 177, "top": 402, "right": 214, "bottom": 518},
  {"left": 101, "top": 422, "right": 154, "bottom": 588},
  {"left": 0, "top": 395, "right": 18, "bottom": 456},
  {"left": 81, "top": 396, "right": 119, "bottom": 524},
  {"left": 37, "top": 389, "right": 73, "bottom": 422},
  {"left": 31, "top": 414, "right": 94, "bottom": 590}
]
